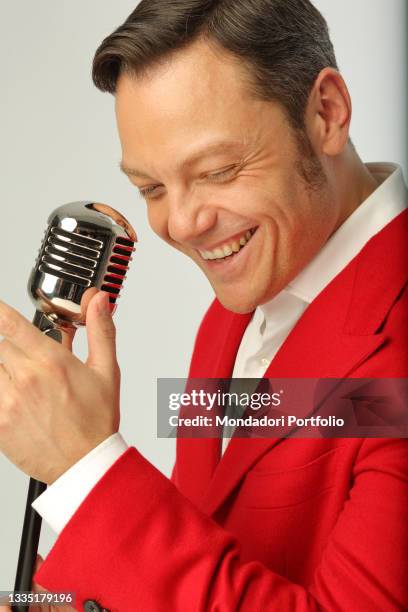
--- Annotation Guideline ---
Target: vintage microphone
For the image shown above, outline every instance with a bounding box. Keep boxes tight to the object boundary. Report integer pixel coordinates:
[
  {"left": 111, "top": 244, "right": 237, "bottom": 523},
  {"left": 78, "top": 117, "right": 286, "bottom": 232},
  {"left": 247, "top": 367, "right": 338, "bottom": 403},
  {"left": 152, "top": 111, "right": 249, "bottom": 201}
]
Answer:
[{"left": 12, "top": 201, "right": 136, "bottom": 610}]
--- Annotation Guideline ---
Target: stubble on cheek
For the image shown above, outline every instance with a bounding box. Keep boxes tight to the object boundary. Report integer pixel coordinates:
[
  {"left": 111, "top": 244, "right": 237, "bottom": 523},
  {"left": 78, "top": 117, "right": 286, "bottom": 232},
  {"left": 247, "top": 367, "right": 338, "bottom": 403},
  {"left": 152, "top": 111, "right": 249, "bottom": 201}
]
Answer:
[{"left": 292, "top": 128, "right": 328, "bottom": 194}]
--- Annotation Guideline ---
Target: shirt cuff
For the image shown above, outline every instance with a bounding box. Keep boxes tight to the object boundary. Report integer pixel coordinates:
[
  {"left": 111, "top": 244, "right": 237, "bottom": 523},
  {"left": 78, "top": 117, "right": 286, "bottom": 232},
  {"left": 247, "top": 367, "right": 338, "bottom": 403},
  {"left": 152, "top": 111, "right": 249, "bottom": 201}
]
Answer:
[{"left": 32, "top": 433, "right": 128, "bottom": 535}]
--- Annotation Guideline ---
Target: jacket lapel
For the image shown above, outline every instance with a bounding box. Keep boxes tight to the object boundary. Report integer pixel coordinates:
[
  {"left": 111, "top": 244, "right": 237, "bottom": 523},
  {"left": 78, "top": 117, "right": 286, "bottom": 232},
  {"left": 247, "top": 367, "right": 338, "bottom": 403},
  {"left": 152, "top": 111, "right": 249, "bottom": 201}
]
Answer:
[
  {"left": 178, "top": 210, "right": 408, "bottom": 515},
  {"left": 174, "top": 307, "right": 251, "bottom": 506},
  {"left": 200, "top": 308, "right": 385, "bottom": 516}
]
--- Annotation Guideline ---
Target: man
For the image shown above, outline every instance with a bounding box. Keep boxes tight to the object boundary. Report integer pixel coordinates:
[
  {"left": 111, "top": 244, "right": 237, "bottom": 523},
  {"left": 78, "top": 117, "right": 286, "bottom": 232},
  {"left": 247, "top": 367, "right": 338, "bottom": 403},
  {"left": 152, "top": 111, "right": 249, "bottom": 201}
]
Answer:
[{"left": 0, "top": 0, "right": 407, "bottom": 610}]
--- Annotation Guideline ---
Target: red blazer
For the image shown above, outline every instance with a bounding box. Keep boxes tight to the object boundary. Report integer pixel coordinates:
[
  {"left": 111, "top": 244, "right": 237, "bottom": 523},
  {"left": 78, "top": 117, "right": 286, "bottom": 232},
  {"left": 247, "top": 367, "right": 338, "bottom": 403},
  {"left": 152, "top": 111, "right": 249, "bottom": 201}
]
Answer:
[{"left": 35, "top": 210, "right": 408, "bottom": 611}]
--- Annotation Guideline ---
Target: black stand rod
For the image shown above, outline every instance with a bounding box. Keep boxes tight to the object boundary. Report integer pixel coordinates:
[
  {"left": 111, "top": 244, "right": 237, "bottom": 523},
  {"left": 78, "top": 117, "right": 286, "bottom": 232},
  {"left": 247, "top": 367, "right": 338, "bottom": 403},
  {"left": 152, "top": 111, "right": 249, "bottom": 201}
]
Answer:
[{"left": 12, "top": 478, "right": 47, "bottom": 610}]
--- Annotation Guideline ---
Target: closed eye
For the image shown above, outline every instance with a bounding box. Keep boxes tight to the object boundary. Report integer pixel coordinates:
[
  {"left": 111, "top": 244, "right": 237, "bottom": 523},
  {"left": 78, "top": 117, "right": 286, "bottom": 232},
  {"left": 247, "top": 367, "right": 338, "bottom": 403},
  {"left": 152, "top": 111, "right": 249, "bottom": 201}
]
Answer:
[
  {"left": 205, "top": 164, "right": 240, "bottom": 183},
  {"left": 138, "top": 184, "right": 164, "bottom": 199},
  {"left": 137, "top": 163, "right": 241, "bottom": 198}
]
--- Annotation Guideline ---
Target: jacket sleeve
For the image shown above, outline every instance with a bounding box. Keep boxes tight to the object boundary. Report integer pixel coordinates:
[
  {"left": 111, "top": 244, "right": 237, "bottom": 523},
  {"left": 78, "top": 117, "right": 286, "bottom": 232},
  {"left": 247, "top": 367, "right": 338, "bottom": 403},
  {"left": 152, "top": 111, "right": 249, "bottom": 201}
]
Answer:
[{"left": 34, "top": 439, "right": 408, "bottom": 612}]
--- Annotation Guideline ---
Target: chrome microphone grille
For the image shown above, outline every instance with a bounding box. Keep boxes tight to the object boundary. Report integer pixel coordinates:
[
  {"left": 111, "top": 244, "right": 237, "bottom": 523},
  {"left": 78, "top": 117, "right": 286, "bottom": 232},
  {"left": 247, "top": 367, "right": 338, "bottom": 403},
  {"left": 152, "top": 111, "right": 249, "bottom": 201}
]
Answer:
[
  {"left": 28, "top": 201, "right": 137, "bottom": 326},
  {"left": 39, "top": 227, "right": 103, "bottom": 287},
  {"left": 101, "top": 236, "right": 135, "bottom": 304}
]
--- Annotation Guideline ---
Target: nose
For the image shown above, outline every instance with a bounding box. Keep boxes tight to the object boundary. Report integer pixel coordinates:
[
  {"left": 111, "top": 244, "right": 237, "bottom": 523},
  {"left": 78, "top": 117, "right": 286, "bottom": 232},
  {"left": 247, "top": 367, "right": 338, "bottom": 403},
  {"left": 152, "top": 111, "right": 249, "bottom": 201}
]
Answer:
[{"left": 167, "top": 188, "right": 217, "bottom": 245}]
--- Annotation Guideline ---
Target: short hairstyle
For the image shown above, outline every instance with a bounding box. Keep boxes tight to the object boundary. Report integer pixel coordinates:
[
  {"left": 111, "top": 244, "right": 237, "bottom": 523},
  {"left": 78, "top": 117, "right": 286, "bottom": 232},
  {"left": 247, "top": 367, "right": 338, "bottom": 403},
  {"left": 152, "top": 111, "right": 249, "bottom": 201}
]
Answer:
[{"left": 92, "top": 0, "right": 339, "bottom": 130}]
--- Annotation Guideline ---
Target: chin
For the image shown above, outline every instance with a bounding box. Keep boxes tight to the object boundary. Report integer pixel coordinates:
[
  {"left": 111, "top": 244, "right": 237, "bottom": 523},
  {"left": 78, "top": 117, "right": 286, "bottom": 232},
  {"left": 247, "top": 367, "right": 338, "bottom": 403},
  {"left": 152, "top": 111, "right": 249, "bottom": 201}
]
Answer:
[
  {"left": 215, "top": 291, "right": 260, "bottom": 314},
  {"left": 214, "top": 276, "right": 282, "bottom": 313}
]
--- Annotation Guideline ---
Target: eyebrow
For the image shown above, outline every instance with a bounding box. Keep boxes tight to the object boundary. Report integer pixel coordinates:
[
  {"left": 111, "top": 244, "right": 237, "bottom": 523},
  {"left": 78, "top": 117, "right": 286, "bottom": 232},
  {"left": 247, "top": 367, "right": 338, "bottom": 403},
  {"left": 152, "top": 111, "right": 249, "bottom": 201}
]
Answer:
[
  {"left": 119, "top": 140, "right": 247, "bottom": 179},
  {"left": 119, "top": 163, "right": 152, "bottom": 179}
]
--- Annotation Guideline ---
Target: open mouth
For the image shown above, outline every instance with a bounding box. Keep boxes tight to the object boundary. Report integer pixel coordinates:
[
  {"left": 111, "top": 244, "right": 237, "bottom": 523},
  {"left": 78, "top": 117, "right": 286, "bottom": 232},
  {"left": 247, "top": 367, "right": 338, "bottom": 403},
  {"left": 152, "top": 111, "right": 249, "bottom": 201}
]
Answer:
[{"left": 198, "top": 227, "right": 258, "bottom": 262}]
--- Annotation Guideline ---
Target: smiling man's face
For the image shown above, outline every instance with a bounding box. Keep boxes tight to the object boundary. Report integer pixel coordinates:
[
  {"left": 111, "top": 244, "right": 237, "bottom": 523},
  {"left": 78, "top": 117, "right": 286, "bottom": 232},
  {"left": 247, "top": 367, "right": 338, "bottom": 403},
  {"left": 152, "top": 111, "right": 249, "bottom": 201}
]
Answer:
[{"left": 115, "top": 39, "right": 340, "bottom": 313}]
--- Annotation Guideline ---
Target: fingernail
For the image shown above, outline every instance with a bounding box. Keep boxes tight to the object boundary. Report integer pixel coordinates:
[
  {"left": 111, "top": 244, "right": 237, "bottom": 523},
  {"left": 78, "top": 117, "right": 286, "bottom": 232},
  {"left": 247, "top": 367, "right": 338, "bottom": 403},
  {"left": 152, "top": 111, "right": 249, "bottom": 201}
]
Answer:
[{"left": 98, "top": 292, "right": 111, "bottom": 315}]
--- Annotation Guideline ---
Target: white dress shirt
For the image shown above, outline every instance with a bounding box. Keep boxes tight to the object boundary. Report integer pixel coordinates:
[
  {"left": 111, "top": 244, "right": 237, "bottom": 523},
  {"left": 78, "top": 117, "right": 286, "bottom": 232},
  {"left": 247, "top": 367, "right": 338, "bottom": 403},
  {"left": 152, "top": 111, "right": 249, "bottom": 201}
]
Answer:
[{"left": 32, "top": 162, "right": 408, "bottom": 534}]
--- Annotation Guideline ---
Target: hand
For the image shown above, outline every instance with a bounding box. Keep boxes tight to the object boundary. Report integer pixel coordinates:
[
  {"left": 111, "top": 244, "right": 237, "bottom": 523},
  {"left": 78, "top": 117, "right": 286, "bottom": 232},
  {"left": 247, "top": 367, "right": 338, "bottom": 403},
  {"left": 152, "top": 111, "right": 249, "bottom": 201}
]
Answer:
[
  {"left": 0, "top": 291, "right": 120, "bottom": 484},
  {"left": 0, "top": 555, "right": 76, "bottom": 612}
]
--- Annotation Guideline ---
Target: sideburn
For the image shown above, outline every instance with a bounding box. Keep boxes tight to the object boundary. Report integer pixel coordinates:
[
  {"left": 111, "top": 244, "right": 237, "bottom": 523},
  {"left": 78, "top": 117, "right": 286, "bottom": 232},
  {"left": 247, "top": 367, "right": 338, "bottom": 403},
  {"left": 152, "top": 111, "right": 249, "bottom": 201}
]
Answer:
[{"left": 293, "top": 128, "right": 328, "bottom": 193}]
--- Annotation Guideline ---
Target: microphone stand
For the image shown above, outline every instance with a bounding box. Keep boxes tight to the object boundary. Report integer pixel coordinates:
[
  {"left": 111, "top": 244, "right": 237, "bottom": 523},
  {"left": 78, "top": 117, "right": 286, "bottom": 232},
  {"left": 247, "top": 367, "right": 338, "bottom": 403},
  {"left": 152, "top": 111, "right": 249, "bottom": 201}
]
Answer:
[{"left": 12, "top": 311, "right": 75, "bottom": 612}]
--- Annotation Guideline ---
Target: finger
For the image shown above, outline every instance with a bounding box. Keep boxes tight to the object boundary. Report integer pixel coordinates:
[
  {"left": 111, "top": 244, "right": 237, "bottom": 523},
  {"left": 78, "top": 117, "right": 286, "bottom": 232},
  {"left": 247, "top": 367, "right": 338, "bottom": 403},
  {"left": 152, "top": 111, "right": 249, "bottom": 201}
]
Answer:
[
  {"left": 31, "top": 556, "right": 50, "bottom": 612},
  {"left": 80, "top": 286, "right": 98, "bottom": 320},
  {"left": 32, "top": 554, "right": 45, "bottom": 593},
  {"left": 0, "top": 301, "right": 57, "bottom": 360},
  {"left": 0, "top": 363, "right": 13, "bottom": 398},
  {"left": 0, "top": 339, "right": 29, "bottom": 379},
  {"left": 33, "top": 553, "right": 44, "bottom": 574},
  {"left": 86, "top": 291, "right": 118, "bottom": 377},
  {"left": 0, "top": 363, "right": 11, "bottom": 381}
]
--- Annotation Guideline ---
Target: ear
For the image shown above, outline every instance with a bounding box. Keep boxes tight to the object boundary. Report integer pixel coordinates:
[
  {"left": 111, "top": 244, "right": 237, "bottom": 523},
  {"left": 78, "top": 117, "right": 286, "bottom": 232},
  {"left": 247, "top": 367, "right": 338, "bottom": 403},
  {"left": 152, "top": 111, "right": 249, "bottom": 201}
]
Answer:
[{"left": 306, "top": 67, "right": 352, "bottom": 156}]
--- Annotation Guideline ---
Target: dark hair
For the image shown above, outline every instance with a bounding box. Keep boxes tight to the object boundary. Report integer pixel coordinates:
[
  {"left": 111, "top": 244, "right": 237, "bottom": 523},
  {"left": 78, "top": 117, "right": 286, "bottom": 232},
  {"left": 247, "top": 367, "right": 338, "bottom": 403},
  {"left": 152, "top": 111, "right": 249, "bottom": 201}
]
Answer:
[{"left": 92, "top": 0, "right": 338, "bottom": 130}]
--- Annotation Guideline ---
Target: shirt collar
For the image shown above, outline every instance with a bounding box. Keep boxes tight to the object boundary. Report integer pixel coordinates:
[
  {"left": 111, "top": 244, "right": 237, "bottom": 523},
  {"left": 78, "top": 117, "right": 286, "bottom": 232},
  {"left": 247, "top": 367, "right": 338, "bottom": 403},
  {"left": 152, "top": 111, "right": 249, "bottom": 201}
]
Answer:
[{"left": 286, "top": 162, "right": 408, "bottom": 304}]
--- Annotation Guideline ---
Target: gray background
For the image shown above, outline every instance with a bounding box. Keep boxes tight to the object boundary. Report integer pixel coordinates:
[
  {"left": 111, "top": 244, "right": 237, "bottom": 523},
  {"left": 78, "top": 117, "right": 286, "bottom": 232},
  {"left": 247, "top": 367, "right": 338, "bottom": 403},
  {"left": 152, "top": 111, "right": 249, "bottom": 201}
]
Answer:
[{"left": 1, "top": 0, "right": 407, "bottom": 587}]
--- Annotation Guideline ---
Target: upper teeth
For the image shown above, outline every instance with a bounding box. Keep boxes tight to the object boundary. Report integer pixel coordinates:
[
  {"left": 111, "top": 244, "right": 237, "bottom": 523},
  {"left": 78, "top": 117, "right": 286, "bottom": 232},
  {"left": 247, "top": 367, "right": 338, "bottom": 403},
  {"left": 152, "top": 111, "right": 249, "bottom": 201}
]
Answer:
[{"left": 199, "top": 230, "right": 254, "bottom": 261}]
